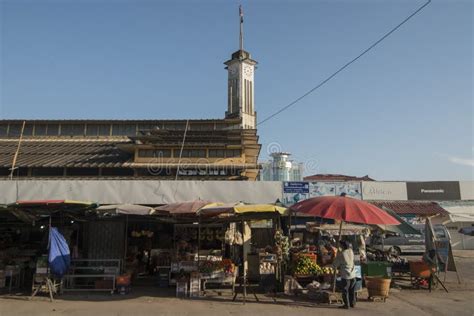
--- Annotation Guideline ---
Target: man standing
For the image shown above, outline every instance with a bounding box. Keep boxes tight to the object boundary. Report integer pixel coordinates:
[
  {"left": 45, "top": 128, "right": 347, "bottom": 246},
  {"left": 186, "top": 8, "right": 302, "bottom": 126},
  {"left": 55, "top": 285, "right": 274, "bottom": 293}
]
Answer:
[{"left": 333, "top": 240, "right": 357, "bottom": 309}]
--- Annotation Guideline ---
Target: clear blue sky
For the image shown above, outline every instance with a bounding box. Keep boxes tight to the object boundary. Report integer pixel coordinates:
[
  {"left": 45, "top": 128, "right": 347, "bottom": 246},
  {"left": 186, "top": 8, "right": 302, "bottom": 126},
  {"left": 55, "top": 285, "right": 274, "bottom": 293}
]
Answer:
[{"left": 1, "top": 0, "right": 472, "bottom": 181}]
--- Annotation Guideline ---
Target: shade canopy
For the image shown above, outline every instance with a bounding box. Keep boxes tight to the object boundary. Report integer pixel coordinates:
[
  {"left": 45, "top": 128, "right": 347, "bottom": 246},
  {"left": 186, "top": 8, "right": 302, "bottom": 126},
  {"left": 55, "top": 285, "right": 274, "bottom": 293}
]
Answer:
[
  {"left": 376, "top": 207, "right": 421, "bottom": 235},
  {"left": 291, "top": 196, "right": 400, "bottom": 225},
  {"left": 155, "top": 200, "right": 216, "bottom": 215},
  {"left": 199, "top": 202, "right": 287, "bottom": 217},
  {"left": 7, "top": 199, "right": 98, "bottom": 223},
  {"left": 96, "top": 204, "right": 155, "bottom": 216}
]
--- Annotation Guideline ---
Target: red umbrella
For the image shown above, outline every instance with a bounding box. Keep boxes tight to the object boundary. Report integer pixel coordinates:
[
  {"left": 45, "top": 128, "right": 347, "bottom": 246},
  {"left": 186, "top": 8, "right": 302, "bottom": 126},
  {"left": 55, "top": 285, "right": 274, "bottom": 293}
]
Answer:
[{"left": 290, "top": 195, "right": 400, "bottom": 225}]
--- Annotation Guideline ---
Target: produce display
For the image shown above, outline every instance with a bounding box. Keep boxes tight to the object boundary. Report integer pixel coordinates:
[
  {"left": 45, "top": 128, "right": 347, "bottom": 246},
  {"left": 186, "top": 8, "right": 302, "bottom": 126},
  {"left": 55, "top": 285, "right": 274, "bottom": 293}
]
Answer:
[
  {"left": 198, "top": 260, "right": 222, "bottom": 274},
  {"left": 321, "top": 266, "right": 334, "bottom": 275},
  {"left": 131, "top": 230, "right": 154, "bottom": 238},
  {"left": 293, "top": 255, "right": 322, "bottom": 276},
  {"left": 198, "top": 259, "right": 235, "bottom": 275}
]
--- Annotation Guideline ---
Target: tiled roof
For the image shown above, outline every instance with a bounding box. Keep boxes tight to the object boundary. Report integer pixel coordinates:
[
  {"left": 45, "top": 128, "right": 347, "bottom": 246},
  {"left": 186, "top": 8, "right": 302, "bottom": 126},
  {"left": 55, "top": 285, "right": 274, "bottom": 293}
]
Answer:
[
  {"left": 0, "top": 139, "right": 132, "bottom": 168},
  {"left": 370, "top": 201, "right": 448, "bottom": 216},
  {"left": 304, "top": 174, "right": 375, "bottom": 182}
]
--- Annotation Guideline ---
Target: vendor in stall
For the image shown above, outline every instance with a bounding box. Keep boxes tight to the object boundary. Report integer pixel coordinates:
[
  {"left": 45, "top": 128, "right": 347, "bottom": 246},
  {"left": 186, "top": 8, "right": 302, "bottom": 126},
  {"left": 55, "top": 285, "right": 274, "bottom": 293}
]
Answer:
[{"left": 333, "top": 240, "right": 357, "bottom": 309}]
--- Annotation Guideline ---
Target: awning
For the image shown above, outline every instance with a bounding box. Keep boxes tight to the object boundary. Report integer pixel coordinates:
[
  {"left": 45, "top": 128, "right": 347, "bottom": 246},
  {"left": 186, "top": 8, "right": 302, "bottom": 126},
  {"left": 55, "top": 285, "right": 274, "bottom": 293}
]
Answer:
[
  {"left": 96, "top": 204, "right": 155, "bottom": 216},
  {"left": 155, "top": 200, "right": 216, "bottom": 216},
  {"left": 7, "top": 199, "right": 98, "bottom": 223},
  {"left": 441, "top": 204, "right": 474, "bottom": 223},
  {"left": 377, "top": 207, "right": 422, "bottom": 235},
  {"left": 199, "top": 202, "right": 287, "bottom": 217}
]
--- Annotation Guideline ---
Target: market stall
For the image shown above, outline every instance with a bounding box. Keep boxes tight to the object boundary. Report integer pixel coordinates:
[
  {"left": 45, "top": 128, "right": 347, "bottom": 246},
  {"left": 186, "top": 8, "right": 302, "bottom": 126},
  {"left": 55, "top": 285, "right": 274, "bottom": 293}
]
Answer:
[
  {"left": 198, "top": 203, "right": 288, "bottom": 302},
  {"left": 289, "top": 195, "right": 400, "bottom": 304},
  {"left": 0, "top": 200, "right": 97, "bottom": 296}
]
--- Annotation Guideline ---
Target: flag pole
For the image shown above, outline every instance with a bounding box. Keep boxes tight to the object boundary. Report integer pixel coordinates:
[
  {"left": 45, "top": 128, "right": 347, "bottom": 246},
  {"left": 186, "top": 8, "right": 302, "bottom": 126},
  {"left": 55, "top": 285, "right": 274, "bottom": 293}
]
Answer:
[{"left": 239, "top": 5, "right": 244, "bottom": 51}]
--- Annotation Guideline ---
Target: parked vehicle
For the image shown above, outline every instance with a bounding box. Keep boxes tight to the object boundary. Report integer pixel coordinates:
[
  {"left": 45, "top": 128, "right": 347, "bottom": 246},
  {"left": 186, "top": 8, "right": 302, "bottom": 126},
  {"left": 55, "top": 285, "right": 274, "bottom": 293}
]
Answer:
[{"left": 370, "top": 224, "right": 450, "bottom": 256}]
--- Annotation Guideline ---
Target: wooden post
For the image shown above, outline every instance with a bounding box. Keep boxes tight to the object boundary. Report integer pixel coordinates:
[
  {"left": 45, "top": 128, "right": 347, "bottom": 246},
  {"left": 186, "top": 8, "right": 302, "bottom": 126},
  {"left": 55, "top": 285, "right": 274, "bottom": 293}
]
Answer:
[
  {"left": 242, "top": 219, "right": 247, "bottom": 303},
  {"left": 123, "top": 215, "right": 129, "bottom": 273},
  {"left": 332, "top": 220, "right": 344, "bottom": 292}
]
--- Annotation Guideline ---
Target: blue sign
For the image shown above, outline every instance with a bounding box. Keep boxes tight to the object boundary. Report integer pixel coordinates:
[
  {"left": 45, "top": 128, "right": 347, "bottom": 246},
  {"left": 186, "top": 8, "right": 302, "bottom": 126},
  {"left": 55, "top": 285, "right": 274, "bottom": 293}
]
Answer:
[{"left": 283, "top": 182, "right": 309, "bottom": 193}]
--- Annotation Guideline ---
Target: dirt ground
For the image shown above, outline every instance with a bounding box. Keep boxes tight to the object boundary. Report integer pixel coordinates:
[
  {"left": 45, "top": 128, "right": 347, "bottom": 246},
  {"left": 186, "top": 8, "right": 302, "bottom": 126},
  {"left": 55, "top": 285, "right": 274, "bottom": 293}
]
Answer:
[{"left": 1, "top": 251, "right": 473, "bottom": 316}]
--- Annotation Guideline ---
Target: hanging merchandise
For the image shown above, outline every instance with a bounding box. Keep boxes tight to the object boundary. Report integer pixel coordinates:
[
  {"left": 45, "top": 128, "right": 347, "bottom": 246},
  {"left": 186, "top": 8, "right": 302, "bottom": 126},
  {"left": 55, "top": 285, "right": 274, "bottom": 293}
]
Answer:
[
  {"left": 48, "top": 227, "right": 71, "bottom": 278},
  {"left": 274, "top": 229, "right": 290, "bottom": 261},
  {"left": 233, "top": 231, "right": 243, "bottom": 246},
  {"left": 225, "top": 228, "right": 235, "bottom": 245}
]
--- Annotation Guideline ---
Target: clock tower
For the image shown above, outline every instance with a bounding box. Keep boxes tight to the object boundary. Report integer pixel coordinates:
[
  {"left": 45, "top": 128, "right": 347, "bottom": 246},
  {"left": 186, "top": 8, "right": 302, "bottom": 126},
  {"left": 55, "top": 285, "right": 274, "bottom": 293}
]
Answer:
[{"left": 224, "top": 6, "right": 257, "bottom": 129}]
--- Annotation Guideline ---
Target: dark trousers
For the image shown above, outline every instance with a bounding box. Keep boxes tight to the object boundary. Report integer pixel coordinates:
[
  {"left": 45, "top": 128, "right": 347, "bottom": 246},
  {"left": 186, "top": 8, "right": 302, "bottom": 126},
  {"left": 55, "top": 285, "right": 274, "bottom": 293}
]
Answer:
[{"left": 341, "top": 278, "right": 356, "bottom": 307}]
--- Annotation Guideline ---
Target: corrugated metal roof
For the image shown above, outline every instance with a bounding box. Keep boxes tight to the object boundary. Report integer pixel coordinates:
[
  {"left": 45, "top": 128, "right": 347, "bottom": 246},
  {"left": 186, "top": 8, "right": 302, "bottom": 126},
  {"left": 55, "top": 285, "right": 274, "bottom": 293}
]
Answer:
[
  {"left": 370, "top": 201, "right": 448, "bottom": 216},
  {"left": 0, "top": 139, "right": 133, "bottom": 168},
  {"left": 304, "top": 174, "right": 375, "bottom": 181}
]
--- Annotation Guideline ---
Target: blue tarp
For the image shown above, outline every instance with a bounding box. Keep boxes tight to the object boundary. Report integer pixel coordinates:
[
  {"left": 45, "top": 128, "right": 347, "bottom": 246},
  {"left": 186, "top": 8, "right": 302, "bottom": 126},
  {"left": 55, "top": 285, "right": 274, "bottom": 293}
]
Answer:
[{"left": 48, "top": 227, "right": 70, "bottom": 278}]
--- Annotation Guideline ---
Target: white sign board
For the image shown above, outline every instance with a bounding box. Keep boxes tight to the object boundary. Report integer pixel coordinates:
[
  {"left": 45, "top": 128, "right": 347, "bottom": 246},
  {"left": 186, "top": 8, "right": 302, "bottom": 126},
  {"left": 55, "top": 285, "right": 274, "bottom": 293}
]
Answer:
[
  {"left": 0, "top": 180, "right": 283, "bottom": 205},
  {"left": 460, "top": 181, "right": 474, "bottom": 200},
  {"left": 361, "top": 182, "right": 407, "bottom": 201}
]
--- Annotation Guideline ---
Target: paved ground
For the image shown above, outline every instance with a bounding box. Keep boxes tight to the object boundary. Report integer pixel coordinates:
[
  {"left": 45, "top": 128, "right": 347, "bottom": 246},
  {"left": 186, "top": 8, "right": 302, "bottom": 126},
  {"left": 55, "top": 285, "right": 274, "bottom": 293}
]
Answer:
[{"left": 1, "top": 251, "right": 472, "bottom": 316}]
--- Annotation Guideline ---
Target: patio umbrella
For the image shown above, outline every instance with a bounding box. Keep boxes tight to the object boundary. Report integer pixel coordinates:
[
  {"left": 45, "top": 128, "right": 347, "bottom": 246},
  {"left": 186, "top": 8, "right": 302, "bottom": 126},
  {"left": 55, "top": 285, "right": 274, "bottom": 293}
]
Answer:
[
  {"left": 155, "top": 200, "right": 218, "bottom": 216},
  {"left": 96, "top": 204, "right": 155, "bottom": 216},
  {"left": 291, "top": 195, "right": 399, "bottom": 291},
  {"left": 291, "top": 196, "right": 400, "bottom": 226}
]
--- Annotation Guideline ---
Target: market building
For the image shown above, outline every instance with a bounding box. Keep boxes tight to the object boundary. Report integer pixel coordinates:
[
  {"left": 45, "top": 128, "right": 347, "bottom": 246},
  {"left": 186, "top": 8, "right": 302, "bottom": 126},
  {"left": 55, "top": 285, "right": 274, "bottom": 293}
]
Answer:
[{"left": 0, "top": 12, "right": 261, "bottom": 181}]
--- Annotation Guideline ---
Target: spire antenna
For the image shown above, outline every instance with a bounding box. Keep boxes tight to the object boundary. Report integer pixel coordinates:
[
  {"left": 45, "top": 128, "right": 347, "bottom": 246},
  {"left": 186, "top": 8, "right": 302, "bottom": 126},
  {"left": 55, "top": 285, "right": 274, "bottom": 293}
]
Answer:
[{"left": 239, "top": 5, "right": 244, "bottom": 51}]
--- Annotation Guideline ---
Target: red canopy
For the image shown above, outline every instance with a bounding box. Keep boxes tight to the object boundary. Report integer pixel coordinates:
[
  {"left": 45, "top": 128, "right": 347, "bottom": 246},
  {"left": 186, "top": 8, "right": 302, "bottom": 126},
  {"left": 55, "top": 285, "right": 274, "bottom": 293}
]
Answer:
[{"left": 291, "top": 196, "right": 400, "bottom": 225}]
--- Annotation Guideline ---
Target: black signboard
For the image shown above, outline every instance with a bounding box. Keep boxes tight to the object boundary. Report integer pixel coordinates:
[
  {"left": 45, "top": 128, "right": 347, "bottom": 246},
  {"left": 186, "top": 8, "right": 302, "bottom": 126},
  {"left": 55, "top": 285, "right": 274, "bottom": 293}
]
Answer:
[{"left": 406, "top": 181, "right": 461, "bottom": 201}]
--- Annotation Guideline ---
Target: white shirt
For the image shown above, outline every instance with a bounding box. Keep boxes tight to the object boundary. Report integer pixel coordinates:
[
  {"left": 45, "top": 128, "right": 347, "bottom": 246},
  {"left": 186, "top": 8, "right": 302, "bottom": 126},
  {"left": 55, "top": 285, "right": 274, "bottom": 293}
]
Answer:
[{"left": 333, "top": 248, "right": 356, "bottom": 279}]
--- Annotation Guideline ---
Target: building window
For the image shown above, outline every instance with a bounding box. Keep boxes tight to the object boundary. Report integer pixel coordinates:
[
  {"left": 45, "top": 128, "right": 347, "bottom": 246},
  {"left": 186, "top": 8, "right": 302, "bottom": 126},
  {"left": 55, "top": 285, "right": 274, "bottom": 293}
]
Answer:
[
  {"left": 101, "top": 168, "right": 134, "bottom": 176},
  {"left": 249, "top": 81, "right": 253, "bottom": 114},
  {"left": 61, "top": 124, "right": 85, "bottom": 136},
  {"left": 163, "top": 123, "right": 186, "bottom": 130},
  {"left": 138, "top": 124, "right": 159, "bottom": 132},
  {"left": 138, "top": 149, "right": 172, "bottom": 158},
  {"left": 46, "top": 124, "right": 59, "bottom": 136},
  {"left": 0, "top": 124, "right": 7, "bottom": 136},
  {"left": 86, "top": 124, "right": 111, "bottom": 136},
  {"left": 31, "top": 168, "right": 64, "bottom": 177},
  {"left": 66, "top": 168, "right": 100, "bottom": 176},
  {"left": 112, "top": 124, "right": 136, "bottom": 136},
  {"left": 8, "top": 124, "right": 22, "bottom": 137},
  {"left": 226, "top": 149, "right": 241, "bottom": 158},
  {"left": 177, "top": 149, "right": 206, "bottom": 158},
  {"left": 23, "top": 124, "right": 33, "bottom": 136},
  {"left": 34, "top": 124, "right": 47, "bottom": 136},
  {"left": 190, "top": 123, "right": 212, "bottom": 131},
  {"left": 209, "top": 149, "right": 225, "bottom": 158},
  {"left": 6, "top": 123, "right": 33, "bottom": 136}
]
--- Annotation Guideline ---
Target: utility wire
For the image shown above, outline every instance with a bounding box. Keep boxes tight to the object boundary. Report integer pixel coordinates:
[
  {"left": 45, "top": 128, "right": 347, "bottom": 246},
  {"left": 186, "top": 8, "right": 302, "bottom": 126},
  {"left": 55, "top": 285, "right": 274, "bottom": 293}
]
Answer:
[{"left": 257, "top": 0, "right": 431, "bottom": 126}]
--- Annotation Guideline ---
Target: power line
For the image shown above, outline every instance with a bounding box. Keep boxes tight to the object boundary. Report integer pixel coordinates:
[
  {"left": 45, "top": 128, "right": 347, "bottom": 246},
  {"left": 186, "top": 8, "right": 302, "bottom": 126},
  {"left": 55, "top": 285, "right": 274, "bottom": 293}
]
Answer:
[{"left": 257, "top": 0, "right": 431, "bottom": 126}]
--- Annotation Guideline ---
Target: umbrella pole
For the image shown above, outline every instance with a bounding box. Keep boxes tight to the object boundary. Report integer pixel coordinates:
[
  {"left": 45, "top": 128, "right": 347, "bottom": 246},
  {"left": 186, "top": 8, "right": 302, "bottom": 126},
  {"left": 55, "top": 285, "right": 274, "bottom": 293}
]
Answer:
[
  {"left": 198, "top": 215, "right": 201, "bottom": 291},
  {"left": 242, "top": 219, "right": 247, "bottom": 303},
  {"left": 288, "top": 210, "right": 292, "bottom": 242},
  {"left": 332, "top": 220, "right": 344, "bottom": 293}
]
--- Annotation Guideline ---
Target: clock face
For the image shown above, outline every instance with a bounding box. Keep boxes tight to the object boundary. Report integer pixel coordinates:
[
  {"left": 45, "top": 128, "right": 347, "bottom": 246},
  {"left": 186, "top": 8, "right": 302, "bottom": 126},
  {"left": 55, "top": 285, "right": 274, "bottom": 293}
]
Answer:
[
  {"left": 229, "top": 65, "right": 238, "bottom": 76},
  {"left": 244, "top": 65, "right": 253, "bottom": 77}
]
